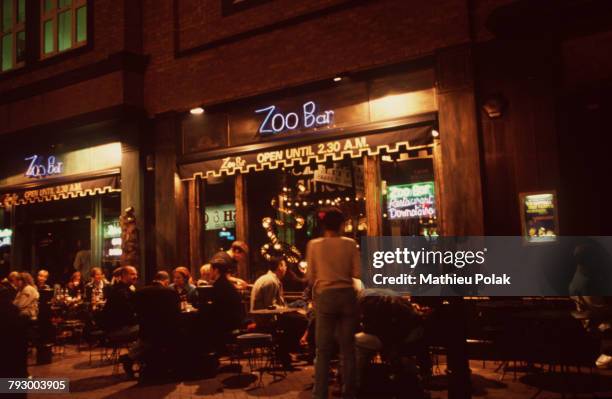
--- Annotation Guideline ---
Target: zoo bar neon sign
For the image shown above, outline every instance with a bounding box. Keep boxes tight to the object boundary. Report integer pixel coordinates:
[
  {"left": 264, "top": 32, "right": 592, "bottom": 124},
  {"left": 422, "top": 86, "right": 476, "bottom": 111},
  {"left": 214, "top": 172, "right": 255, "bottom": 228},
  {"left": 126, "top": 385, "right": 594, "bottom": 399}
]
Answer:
[
  {"left": 25, "top": 155, "right": 64, "bottom": 179},
  {"left": 256, "top": 101, "right": 334, "bottom": 135}
]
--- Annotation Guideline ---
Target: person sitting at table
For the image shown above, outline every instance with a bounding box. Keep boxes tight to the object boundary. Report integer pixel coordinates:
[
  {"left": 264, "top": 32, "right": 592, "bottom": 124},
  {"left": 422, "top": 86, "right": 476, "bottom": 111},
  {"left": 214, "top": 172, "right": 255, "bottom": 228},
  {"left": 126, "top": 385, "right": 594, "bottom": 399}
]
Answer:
[
  {"left": 2, "top": 271, "right": 20, "bottom": 301},
  {"left": 201, "top": 252, "right": 243, "bottom": 354},
  {"left": 251, "top": 257, "right": 287, "bottom": 311},
  {"left": 110, "top": 266, "right": 122, "bottom": 285},
  {"left": 101, "top": 266, "right": 139, "bottom": 340},
  {"left": 66, "top": 271, "right": 84, "bottom": 298},
  {"left": 197, "top": 264, "right": 212, "bottom": 287},
  {"left": 120, "top": 270, "right": 181, "bottom": 379},
  {"left": 251, "top": 257, "right": 308, "bottom": 369},
  {"left": 170, "top": 266, "right": 198, "bottom": 305},
  {"left": 36, "top": 269, "right": 51, "bottom": 291},
  {"left": 85, "top": 267, "right": 111, "bottom": 309},
  {"left": 13, "top": 272, "right": 40, "bottom": 320},
  {"left": 0, "top": 287, "right": 28, "bottom": 391}
]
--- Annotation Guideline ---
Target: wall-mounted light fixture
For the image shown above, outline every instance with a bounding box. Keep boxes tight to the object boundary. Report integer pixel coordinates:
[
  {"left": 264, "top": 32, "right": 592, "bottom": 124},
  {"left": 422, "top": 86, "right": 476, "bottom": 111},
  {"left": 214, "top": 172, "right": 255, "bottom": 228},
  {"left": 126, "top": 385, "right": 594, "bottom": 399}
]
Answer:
[
  {"left": 190, "top": 107, "right": 204, "bottom": 115},
  {"left": 482, "top": 93, "right": 507, "bottom": 118}
]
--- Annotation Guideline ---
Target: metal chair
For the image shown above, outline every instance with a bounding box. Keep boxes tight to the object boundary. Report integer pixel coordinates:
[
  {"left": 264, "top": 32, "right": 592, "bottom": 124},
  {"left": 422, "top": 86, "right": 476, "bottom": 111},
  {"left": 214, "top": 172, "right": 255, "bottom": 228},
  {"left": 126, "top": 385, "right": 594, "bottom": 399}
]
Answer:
[{"left": 236, "top": 332, "right": 285, "bottom": 386}]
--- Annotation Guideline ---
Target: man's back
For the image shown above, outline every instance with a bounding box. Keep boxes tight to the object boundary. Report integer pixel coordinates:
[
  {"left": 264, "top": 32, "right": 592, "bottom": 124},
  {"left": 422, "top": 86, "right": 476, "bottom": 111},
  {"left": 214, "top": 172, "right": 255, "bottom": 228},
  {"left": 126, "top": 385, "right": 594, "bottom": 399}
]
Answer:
[
  {"left": 135, "top": 284, "right": 180, "bottom": 342},
  {"left": 250, "top": 271, "right": 284, "bottom": 311},
  {"left": 210, "top": 277, "right": 243, "bottom": 332},
  {"left": 103, "top": 282, "right": 136, "bottom": 331}
]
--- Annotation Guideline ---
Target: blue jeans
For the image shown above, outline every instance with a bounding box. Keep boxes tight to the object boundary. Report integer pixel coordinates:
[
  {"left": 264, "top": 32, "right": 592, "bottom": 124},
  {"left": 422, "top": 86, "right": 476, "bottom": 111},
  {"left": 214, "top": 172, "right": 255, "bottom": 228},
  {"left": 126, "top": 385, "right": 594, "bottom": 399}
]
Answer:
[{"left": 313, "top": 288, "right": 357, "bottom": 399}]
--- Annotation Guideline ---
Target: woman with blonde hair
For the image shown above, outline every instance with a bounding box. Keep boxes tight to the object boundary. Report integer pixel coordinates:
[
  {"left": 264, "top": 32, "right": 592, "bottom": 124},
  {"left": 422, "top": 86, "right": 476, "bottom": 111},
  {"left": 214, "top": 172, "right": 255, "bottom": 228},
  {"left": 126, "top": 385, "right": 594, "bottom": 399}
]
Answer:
[{"left": 13, "top": 272, "right": 40, "bottom": 320}]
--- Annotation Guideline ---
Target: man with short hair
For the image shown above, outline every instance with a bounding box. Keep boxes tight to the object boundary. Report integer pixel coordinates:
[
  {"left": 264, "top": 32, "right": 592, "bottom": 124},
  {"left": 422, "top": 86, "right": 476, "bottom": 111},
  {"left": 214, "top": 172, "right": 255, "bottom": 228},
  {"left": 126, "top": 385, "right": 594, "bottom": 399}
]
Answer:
[
  {"left": 250, "top": 257, "right": 308, "bottom": 369},
  {"left": 1, "top": 271, "right": 19, "bottom": 301},
  {"left": 202, "top": 252, "right": 243, "bottom": 353},
  {"left": 250, "top": 257, "right": 287, "bottom": 311},
  {"left": 36, "top": 270, "right": 50, "bottom": 291},
  {"left": 102, "top": 266, "right": 138, "bottom": 338},
  {"left": 200, "top": 241, "right": 250, "bottom": 289},
  {"left": 121, "top": 270, "right": 181, "bottom": 379}
]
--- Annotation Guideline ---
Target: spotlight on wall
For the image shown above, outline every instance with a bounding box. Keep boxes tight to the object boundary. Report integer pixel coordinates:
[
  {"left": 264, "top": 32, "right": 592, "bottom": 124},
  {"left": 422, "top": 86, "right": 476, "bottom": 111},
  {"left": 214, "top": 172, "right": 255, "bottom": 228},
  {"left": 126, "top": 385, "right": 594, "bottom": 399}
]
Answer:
[
  {"left": 333, "top": 76, "right": 342, "bottom": 82},
  {"left": 431, "top": 129, "right": 440, "bottom": 138},
  {"left": 190, "top": 107, "right": 204, "bottom": 115}
]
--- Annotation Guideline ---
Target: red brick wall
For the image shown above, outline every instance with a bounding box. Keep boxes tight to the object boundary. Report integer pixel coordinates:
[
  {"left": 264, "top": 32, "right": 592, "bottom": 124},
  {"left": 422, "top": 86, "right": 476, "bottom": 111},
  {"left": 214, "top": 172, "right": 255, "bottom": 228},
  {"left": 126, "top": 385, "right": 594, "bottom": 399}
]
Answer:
[
  {"left": 0, "top": 72, "right": 124, "bottom": 134},
  {"left": 0, "top": 0, "right": 126, "bottom": 92},
  {"left": 144, "top": 0, "right": 478, "bottom": 115}
]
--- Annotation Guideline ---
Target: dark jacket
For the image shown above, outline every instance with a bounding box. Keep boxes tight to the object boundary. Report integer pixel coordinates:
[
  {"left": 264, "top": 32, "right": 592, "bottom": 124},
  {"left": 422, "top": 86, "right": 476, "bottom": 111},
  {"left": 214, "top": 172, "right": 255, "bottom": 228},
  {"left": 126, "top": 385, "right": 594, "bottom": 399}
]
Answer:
[
  {"left": 1, "top": 281, "right": 18, "bottom": 301},
  {"left": 102, "top": 282, "right": 136, "bottom": 331},
  {"left": 84, "top": 280, "right": 111, "bottom": 303},
  {"left": 204, "top": 276, "right": 243, "bottom": 347},
  {"left": 0, "top": 288, "right": 28, "bottom": 379},
  {"left": 134, "top": 282, "right": 181, "bottom": 343}
]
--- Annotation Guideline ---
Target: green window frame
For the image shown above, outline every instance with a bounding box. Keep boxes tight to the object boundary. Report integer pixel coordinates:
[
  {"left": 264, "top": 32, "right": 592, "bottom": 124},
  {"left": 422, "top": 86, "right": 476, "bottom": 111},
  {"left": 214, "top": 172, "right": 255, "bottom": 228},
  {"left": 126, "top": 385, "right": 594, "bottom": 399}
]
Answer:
[
  {"left": 0, "top": 0, "right": 26, "bottom": 72},
  {"left": 40, "top": 0, "right": 87, "bottom": 58}
]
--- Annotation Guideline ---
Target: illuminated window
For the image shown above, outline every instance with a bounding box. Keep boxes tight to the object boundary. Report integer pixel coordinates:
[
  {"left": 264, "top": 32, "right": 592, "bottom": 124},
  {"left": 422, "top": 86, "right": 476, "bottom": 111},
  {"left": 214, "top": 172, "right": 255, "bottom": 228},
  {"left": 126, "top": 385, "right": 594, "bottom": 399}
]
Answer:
[
  {"left": 0, "top": 0, "right": 25, "bottom": 72},
  {"left": 40, "top": 0, "right": 87, "bottom": 58}
]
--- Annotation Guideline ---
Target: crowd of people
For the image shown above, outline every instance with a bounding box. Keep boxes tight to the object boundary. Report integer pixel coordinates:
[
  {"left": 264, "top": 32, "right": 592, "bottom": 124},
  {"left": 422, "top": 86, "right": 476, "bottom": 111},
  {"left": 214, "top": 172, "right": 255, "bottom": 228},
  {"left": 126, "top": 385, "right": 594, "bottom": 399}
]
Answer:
[{"left": 0, "top": 208, "right": 435, "bottom": 398}]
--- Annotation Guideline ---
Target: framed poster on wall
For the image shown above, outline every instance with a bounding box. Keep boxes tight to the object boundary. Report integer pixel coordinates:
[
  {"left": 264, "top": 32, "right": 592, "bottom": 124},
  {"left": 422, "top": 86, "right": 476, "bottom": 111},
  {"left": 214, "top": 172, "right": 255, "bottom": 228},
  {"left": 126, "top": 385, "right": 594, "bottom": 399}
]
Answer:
[{"left": 519, "top": 191, "right": 559, "bottom": 244}]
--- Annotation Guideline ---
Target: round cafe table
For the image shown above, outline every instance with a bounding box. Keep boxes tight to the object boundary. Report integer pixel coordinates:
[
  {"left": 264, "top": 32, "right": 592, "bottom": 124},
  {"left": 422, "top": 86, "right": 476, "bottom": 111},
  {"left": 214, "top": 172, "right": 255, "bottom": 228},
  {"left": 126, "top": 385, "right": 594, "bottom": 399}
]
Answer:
[{"left": 249, "top": 307, "right": 300, "bottom": 316}]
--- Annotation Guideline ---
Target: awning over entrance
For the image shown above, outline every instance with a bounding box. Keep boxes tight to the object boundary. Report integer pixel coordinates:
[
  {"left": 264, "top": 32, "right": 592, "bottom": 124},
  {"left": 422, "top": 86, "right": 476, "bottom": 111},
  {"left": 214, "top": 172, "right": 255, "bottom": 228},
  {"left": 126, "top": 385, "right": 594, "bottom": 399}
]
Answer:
[
  {"left": 179, "top": 125, "right": 433, "bottom": 180},
  {"left": 0, "top": 175, "right": 120, "bottom": 207}
]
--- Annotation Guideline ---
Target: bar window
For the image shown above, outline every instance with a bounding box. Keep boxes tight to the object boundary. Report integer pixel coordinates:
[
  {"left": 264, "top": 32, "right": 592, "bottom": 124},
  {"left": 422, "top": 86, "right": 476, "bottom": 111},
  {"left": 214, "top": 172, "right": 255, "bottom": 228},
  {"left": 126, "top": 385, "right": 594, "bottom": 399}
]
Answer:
[
  {"left": 40, "top": 0, "right": 87, "bottom": 58},
  {"left": 0, "top": 0, "right": 26, "bottom": 72}
]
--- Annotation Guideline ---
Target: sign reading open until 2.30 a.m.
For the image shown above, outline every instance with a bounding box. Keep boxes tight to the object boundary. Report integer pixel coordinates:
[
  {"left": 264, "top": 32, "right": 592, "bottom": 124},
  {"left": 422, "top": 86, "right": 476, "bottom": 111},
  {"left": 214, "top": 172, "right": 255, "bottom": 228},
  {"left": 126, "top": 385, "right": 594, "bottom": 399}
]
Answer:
[{"left": 387, "top": 182, "right": 436, "bottom": 220}]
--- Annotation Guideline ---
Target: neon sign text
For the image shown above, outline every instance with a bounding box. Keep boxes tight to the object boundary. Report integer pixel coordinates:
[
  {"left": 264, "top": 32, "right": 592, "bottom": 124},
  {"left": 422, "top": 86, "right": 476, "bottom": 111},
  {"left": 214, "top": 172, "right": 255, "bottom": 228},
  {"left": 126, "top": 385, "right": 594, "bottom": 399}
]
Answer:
[
  {"left": 256, "top": 101, "right": 334, "bottom": 135},
  {"left": 25, "top": 155, "right": 63, "bottom": 179}
]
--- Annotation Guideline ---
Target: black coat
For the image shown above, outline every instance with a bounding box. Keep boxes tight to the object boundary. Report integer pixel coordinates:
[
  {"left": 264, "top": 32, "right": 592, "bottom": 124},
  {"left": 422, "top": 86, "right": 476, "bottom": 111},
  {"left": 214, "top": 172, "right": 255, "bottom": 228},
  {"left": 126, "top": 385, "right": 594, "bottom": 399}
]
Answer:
[
  {"left": 0, "top": 289, "right": 27, "bottom": 378},
  {"left": 201, "top": 276, "right": 243, "bottom": 350},
  {"left": 101, "top": 282, "right": 136, "bottom": 331},
  {"left": 134, "top": 283, "right": 181, "bottom": 343},
  {"left": 84, "top": 281, "right": 111, "bottom": 303}
]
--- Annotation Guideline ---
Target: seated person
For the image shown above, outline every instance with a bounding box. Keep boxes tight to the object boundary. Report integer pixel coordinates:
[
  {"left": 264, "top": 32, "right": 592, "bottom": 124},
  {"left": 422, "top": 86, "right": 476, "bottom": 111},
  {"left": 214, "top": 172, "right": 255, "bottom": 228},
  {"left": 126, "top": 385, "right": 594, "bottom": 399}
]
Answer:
[
  {"left": 1, "top": 271, "right": 20, "bottom": 301},
  {"left": 84, "top": 267, "right": 111, "bottom": 310},
  {"left": 250, "top": 257, "right": 287, "bottom": 311},
  {"left": 36, "top": 269, "right": 51, "bottom": 291},
  {"left": 570, "top": 242, "right": 612, "bottom": 368},
  {"left": 250, "top": 257, "right": 308, "bottom": 368},
  {"left": 200, "top": 252, "right": 244, "bottom": 354},
  {"left": 0, "top": 287, "right": 28, "bottom": 383},
  {"left": 121, "top": 271, "right": 181, "bottom": 378},
  {"left": 170, "top": 266, "right": 198, "bottom": 305},
  {"left": 356, "top": 294, "right": 429, "bottom": 385},
  {"left": 66, "top": 271, "right": 84, "bottom": 298},
  {"left": 13, "top": 272, "right": 40, "bottom": 321},
  {"left": 101, "top": 266, "right": 139, "bottom": 340},
  {"left": 197, "top": 264, "right": 212, "bottom": 287}
]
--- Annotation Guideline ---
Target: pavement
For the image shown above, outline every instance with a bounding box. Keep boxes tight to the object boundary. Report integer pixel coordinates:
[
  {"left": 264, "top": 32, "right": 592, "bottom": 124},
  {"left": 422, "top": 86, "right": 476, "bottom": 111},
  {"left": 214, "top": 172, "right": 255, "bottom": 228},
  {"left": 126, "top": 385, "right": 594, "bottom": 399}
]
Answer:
[{"left": 25, "top": 345, "right": 612, "bottom": 398}]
